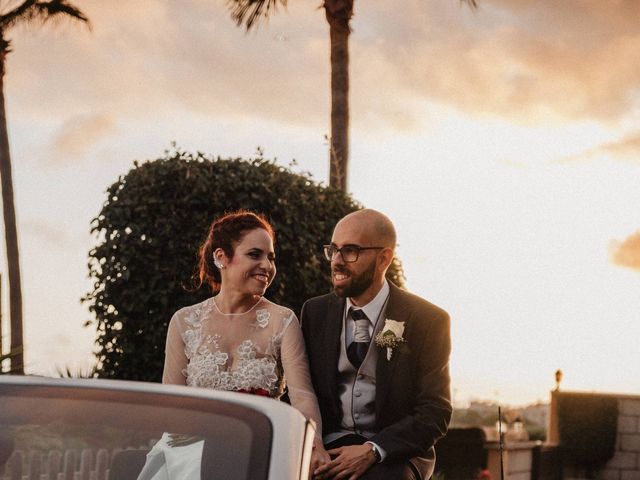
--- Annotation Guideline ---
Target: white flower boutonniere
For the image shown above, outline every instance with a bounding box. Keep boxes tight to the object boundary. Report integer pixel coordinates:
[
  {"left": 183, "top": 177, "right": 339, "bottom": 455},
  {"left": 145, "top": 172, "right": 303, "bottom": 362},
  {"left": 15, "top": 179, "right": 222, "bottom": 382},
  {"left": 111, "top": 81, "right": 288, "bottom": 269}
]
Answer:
[{"left": 374, "top": 319, "right": 406, "bottom": 360}]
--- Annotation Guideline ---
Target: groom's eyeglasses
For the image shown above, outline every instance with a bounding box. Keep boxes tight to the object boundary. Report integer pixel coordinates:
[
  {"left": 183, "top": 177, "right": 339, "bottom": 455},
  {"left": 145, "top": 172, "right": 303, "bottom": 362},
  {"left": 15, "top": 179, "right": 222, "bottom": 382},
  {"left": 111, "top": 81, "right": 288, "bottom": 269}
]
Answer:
[{"left": 323, "top": 244, "right": 385, "bottom": 263}]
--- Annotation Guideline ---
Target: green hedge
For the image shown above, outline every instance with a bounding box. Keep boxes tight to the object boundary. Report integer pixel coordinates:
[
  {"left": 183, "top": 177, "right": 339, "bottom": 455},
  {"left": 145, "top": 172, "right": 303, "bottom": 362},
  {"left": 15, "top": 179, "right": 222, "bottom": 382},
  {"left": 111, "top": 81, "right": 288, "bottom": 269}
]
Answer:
[{"left": 84, "top": 149, "right": 405, "bottom": 381}]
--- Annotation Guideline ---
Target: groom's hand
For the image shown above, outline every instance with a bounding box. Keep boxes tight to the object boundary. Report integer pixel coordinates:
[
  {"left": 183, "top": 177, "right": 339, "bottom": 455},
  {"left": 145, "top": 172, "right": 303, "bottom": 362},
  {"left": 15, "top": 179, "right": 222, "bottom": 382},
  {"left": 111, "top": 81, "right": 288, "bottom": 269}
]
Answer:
[
  {"left": 313, "top": 444, "right": 376, "bottom": 480},
  {"left": 309, "top": 439, "right": 331, "bottom": 479}
]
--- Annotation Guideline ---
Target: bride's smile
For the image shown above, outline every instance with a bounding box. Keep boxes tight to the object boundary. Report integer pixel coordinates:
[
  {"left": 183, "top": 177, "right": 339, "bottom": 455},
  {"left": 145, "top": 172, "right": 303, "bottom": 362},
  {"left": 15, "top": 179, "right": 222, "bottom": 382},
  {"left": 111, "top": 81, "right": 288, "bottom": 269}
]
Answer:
[{"left": 215, "top": 227, "right": 277, "bottom": 302}]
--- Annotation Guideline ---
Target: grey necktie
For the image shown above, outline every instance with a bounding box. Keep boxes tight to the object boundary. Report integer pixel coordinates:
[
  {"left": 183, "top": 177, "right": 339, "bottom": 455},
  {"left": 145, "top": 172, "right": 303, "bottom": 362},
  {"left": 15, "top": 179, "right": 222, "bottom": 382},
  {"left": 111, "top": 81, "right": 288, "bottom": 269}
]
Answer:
[{"left": 347, "top": 308, "right": 370, "bottom": 368}]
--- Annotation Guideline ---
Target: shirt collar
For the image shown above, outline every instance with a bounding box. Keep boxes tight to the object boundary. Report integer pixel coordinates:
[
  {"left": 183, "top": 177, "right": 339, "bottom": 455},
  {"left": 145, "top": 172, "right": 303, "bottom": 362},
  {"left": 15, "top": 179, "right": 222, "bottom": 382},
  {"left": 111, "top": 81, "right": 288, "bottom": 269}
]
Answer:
[{"left": 345, "top": 280, "right": 390, "bottom": 325}]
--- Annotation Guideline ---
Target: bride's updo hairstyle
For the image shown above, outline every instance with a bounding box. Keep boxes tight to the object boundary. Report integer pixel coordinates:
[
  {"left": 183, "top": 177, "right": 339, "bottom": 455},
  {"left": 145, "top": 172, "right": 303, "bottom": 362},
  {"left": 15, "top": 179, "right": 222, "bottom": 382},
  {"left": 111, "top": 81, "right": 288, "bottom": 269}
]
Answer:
[{"left": 196, "top": 210, "right": 275, "bottom": 293}]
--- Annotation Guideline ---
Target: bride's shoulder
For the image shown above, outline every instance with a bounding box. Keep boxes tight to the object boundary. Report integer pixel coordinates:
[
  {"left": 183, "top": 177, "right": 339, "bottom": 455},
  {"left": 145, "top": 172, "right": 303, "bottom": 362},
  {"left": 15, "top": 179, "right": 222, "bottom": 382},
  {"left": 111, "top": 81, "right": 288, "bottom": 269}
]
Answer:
[
  {"left": 258, "top": 298, "right": 297, "bottom": 322},
  {"left": 170, "top": 297, "right": 214, "bottom": 323}
]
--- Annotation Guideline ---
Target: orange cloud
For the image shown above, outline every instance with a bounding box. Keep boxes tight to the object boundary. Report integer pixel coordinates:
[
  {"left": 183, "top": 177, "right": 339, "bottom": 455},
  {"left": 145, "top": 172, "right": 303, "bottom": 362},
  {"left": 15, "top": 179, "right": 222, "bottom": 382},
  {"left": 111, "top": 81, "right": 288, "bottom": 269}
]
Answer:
[
  {"left": 22, "top": 219, "right": 69, "bottom": 248},
  {"left": 611, "top": 230, "right": 640, "bottom": 270},
  {"left": 52, "top": 113, "right": 117, "bottom": 160},
  {"left": 558, "top": 131, "right": 640, "bottom": 163},
  {"left": 8, "top": 1, "right": 330, "bottom": 129},
  {"left": 359, "top": 0, "right": 640, "bottom": 125},
  {"left": 7, "top": 0, "right": 640, "bottom": 136}
]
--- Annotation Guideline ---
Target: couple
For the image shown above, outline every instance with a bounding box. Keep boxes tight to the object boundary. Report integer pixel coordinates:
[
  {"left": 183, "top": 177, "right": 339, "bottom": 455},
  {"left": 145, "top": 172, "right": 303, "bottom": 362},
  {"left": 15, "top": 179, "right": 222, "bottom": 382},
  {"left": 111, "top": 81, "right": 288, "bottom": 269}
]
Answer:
[{"left": 161, "top": 209, "right": 452, "bottom": 480}]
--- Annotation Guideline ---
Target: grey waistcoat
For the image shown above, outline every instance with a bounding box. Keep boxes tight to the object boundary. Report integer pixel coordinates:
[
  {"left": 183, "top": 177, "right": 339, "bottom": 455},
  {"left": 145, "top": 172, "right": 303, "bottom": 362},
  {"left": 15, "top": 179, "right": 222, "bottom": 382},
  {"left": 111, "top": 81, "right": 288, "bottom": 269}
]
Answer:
[{"left": 335, "top": 300, "right": 388, "bottom": 438}]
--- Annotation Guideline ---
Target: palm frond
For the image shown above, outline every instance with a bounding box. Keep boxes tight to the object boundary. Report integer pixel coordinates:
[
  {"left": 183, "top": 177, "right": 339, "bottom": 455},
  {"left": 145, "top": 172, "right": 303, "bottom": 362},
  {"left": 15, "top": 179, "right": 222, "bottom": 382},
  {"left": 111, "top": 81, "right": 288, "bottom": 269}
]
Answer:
[
  {"left": 0, "top": 0, "right": 37, "bottom": 28},
  {"left": 55, "top": 363, "right": 97, "bottom": 379},
  {"left": 0, "top": 346, "right": 23, "bottom": 374},
  {"left": 226, "top": 0, "right": 286, "bottom": 31},
  {"left": 0, "top": 0, "right": 90, "bottom": 31}
]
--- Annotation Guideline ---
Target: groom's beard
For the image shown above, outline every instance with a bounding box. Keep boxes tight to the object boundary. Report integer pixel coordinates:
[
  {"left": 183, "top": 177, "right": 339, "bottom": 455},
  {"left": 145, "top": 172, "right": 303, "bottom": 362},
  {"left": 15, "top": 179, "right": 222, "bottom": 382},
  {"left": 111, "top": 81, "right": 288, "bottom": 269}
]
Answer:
[{"left": 332, "top": 259, "right": 376, "bottom": 299}]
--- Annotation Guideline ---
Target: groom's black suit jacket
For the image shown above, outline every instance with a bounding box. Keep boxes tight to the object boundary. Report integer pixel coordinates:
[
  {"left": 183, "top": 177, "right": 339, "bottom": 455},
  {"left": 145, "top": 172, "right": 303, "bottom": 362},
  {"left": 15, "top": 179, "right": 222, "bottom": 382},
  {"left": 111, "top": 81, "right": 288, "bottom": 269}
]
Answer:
[{"left": 300, "top": 282, "right": 452, "bottom": 475}]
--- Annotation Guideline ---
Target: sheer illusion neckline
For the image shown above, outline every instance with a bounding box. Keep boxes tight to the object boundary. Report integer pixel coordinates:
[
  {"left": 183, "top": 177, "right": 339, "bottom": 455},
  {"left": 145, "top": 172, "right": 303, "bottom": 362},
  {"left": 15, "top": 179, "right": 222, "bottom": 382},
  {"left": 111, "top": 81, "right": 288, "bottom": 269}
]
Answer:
[{"left": 211, "top": 296, "right": 263, "bottom": 316}]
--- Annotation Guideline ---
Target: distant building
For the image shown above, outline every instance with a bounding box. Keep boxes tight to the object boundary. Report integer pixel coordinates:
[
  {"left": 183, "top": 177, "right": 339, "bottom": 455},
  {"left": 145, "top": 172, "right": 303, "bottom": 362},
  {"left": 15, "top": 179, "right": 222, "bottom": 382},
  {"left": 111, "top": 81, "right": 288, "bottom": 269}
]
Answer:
[
  {"left": 521, "top": 402, "right": 549, "bottom": 428},
  {"left": 467, "top": 400, "right": 499, "bottom": 418}
]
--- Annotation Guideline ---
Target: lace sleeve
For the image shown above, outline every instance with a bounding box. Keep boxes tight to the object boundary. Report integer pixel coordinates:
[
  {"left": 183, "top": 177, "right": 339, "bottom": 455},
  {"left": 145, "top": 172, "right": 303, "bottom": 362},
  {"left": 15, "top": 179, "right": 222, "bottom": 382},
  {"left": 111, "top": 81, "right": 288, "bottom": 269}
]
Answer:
[
  {"left": 162, "top": 311, "right": 187, "bottom": 385},
  {"left": 280, "top": 312, "right": 323, "bottom": 440}
]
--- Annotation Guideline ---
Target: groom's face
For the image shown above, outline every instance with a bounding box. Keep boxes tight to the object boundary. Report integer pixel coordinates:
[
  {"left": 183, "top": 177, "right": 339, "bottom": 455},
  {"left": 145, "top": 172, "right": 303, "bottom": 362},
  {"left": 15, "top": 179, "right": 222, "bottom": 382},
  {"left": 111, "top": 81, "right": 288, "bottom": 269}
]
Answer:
[{"left": 330, "top": 219, "right": 378, "bottom": 299}]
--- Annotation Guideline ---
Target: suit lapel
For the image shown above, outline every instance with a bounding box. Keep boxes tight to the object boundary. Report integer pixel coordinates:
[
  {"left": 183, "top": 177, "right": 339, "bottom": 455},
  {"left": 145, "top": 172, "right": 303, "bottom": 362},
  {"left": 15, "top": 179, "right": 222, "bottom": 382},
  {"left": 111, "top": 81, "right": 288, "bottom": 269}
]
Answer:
[
  {"left": 376, "top": 284, "right": 410, "bottom": 415},
  {"left": 323, "top": 294, "right": 345, "bottom": 411}
]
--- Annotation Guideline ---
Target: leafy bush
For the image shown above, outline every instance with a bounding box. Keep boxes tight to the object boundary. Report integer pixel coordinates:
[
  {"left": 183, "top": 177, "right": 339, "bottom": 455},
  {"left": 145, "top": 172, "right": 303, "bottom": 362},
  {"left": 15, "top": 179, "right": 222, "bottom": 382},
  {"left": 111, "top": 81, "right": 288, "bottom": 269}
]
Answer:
[{"left": 84, "top": 148, "right": 405, "bottom": 381}]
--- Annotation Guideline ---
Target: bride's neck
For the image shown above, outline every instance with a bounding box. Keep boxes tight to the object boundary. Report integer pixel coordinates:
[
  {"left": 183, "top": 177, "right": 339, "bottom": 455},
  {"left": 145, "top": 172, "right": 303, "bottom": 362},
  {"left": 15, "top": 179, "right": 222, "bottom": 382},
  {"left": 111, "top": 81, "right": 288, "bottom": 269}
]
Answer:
[{"left": 214, "top": 289, "right": 261, "bottom": 314}]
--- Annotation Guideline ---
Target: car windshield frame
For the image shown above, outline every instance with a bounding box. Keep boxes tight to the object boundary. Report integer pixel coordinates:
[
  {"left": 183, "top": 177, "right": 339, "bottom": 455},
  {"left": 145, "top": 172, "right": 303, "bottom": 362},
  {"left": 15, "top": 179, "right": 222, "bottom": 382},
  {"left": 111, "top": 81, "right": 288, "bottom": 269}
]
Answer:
[{"left": 0, "top": 379, "right": 275, "bottom": 480}]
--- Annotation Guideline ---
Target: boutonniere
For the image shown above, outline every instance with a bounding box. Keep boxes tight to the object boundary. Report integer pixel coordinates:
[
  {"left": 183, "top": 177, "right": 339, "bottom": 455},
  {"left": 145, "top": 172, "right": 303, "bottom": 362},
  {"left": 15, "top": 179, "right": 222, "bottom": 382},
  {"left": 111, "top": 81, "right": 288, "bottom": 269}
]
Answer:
[{"left": 374, "top": 319, "right": 407, "bottom": 360}]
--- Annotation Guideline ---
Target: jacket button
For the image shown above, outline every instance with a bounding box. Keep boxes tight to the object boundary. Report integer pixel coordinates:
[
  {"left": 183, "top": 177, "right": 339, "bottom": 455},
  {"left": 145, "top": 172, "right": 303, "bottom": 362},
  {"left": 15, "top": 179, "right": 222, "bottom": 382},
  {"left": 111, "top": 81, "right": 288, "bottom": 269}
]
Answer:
[
  {"left": 354, "top": 391, "right": 362, "bottom": 397},
  {"left": 354, "top": 413, "right": 360, "bottom": 419}
]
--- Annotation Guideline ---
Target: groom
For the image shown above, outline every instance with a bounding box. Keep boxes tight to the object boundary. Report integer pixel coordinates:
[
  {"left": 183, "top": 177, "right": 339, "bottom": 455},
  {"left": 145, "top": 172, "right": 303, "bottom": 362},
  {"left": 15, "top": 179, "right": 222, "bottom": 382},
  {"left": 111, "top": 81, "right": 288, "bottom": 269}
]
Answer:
[{"left": 301, "top": 209, "right": 452, "bottom": 480}]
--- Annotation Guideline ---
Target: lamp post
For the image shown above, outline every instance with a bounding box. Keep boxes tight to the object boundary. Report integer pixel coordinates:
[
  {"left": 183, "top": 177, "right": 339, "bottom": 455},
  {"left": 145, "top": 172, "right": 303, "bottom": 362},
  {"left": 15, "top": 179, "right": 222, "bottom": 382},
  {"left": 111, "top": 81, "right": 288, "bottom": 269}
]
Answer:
[{"left": 555, "top": 369, "right": 563, "bottom": 391}]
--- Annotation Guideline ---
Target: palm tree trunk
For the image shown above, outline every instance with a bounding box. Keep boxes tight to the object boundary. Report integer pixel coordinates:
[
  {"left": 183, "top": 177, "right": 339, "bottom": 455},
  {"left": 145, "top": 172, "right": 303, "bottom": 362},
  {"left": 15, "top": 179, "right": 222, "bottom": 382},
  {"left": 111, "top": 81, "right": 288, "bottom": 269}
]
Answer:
[
  {"left": 0, "top": 54, "right": 24, "bottom": 374},
  {"left": 325, "top": 1, "right": 353, "bottom": 193}
]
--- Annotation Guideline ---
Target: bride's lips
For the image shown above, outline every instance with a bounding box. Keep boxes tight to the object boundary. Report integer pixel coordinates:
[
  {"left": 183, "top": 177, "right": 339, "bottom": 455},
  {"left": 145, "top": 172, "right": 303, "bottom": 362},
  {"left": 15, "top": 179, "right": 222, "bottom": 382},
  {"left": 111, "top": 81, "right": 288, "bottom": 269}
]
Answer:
[{"left": 251, "top": 272, "right": 270, "bottom": 285}]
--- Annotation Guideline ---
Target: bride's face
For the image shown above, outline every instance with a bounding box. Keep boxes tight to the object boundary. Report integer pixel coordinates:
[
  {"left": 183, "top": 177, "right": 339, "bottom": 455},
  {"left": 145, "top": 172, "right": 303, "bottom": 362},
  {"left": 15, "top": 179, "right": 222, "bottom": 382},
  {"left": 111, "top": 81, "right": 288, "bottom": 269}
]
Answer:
[{"left": 220, "top": 228, "right": 276, "bottom": 296}]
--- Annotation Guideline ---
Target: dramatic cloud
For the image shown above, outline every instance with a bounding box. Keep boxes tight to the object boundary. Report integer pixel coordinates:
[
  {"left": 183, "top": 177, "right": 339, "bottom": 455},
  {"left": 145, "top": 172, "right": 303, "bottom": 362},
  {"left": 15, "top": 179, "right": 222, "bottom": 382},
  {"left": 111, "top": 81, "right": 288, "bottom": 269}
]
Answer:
[
  {"left": 351, "top": 0, "right": 640, "bottom": 125},
  {"left": 21, "top": 220, "right": 70, "bottom": 248},
  {"left": 7, "top": 0, "right": 329, "bottom": 128},
  {"left": 52, "top": 113, "right": 118, "bottom": 160},
  {"left": 6, "top": 0, "right": 640, "bottom": 137},
  {"left": 611, "top": 230, "right": 640, "bottom": 270},
  {"left": 558, "top": 131, "right": 640, "bottom": 163}
]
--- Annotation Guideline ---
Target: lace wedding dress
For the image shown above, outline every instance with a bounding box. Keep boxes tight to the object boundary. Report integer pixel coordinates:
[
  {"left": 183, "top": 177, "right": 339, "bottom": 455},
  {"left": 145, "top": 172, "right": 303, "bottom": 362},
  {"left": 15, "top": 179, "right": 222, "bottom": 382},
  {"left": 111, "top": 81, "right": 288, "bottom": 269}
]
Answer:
[{"left": 137, "top": 296, "right": 321, "bottom": 480}]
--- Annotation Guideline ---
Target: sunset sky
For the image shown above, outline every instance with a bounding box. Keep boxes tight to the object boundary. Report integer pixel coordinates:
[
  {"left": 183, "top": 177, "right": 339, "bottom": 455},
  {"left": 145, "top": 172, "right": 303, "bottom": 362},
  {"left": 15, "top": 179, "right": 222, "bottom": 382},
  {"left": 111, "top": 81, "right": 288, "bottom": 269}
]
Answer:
[{"left": 1, "top": 0, "right": 639, "bottom": 406}]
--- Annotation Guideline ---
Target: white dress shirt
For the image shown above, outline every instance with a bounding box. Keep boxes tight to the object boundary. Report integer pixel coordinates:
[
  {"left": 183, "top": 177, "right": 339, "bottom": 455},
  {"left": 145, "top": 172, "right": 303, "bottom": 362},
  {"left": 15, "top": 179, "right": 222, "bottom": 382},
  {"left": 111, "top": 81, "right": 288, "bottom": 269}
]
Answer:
[{"left": 344, "top": 280, "right": 390, "bottom": 345}]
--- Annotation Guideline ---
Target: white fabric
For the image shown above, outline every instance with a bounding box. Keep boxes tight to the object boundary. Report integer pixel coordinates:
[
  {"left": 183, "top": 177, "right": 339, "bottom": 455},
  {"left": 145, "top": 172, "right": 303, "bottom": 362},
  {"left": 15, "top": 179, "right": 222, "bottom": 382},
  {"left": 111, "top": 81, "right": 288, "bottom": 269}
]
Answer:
[
  {"left": 162, "top": 296, "right": 321, "bottom": 431},
  {"left": 149, "top": 297, "right": 322, "bottom": 480},
  {"left": 137, "top": 433, "right": 203, "bottom": 480}
]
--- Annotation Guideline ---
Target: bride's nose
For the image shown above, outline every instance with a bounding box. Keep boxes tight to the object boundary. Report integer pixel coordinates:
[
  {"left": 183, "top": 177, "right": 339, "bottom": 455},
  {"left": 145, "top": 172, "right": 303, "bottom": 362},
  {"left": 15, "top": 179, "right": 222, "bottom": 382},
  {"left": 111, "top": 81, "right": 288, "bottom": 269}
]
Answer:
[{"left": 259, "top": 255, "right": 274, "bottom": 271}]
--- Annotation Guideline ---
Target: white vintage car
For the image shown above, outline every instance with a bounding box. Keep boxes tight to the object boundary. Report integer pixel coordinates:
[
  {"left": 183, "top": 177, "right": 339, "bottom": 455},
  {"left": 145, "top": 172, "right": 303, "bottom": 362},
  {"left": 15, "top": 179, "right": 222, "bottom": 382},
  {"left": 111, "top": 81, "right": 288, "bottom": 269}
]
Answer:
[{"left": 0, "top": 375, "right": 316, "bottom": 480}]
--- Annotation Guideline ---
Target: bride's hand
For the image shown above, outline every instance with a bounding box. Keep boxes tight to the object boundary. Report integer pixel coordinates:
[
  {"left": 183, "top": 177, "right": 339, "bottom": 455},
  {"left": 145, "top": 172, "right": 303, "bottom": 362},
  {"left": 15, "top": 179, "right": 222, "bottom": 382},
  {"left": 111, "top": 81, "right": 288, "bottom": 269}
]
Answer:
[{"left": 309, "top": 437, "right": 330, "bottom": 479}]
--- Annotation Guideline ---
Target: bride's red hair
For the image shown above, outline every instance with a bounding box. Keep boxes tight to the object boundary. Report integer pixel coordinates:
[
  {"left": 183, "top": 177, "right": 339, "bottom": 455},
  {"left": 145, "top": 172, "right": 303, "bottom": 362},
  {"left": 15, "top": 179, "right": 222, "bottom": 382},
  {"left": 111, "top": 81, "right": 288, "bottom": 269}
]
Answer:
[{"left": 195, "top": 210, "right": 275, "bottom": 293}]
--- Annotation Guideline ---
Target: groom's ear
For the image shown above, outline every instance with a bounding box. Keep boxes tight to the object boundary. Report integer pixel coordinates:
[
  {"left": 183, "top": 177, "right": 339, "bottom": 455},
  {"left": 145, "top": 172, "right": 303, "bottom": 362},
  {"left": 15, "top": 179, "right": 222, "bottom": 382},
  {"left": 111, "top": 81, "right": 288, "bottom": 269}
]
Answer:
[{"left": 378, "top": 247, "right": 395, "bottom": 272}]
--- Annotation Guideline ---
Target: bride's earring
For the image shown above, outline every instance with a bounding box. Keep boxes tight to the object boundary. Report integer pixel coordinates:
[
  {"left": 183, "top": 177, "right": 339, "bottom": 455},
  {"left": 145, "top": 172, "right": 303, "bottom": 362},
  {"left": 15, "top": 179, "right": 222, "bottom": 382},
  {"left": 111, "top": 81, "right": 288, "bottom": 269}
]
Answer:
[{"left": 214, "top": 259, "right": 225, "bottom": 269}]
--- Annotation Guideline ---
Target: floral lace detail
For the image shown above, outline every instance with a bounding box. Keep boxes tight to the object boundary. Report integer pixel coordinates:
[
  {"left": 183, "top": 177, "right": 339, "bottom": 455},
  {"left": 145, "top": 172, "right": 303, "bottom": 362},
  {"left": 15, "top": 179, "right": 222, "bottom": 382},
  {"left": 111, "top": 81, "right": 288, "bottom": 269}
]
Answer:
[
  {"left": 180, "top": 299, "right": 291, "bottom": 395},
  {"left": 255, "top": 309, "right": 270, "bottom": 328}
]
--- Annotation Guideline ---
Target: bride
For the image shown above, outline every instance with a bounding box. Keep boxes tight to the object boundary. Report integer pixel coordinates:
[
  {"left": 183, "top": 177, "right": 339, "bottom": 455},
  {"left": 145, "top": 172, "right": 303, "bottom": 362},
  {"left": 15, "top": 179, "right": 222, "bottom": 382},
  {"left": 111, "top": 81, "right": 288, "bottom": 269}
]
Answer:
[{"left": 140, "top": 210, "right": 329, "bottom": 479}]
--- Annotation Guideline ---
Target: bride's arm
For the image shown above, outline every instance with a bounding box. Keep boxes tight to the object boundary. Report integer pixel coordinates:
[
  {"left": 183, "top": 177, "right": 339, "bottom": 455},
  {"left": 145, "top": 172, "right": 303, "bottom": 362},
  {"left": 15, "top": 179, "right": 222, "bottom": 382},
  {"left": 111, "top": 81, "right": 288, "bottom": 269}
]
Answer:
[
  {"left": 280, "top": 313, "right": 322, "bottom": 432},
  {"left": 162, "top": 312, "right": 188, "bottom": 385},
  {"left": 280, "top": 313, "right": 330, "bottom": 474}
]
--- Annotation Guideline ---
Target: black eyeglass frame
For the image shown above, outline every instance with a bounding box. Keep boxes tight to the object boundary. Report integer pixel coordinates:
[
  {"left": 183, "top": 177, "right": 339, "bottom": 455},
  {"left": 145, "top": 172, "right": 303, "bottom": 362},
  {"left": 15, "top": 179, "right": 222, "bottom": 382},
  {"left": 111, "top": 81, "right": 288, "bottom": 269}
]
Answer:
[{"left": 322, "top": 244, "right": 385, "bottom": 263}]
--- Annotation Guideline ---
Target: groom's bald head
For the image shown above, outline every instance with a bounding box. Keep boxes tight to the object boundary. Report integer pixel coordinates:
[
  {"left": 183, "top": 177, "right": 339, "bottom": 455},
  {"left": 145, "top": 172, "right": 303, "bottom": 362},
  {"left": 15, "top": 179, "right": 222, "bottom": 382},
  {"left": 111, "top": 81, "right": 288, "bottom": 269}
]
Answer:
[{"left": 335, "top": 209, "right": 396, "bottom": 250}]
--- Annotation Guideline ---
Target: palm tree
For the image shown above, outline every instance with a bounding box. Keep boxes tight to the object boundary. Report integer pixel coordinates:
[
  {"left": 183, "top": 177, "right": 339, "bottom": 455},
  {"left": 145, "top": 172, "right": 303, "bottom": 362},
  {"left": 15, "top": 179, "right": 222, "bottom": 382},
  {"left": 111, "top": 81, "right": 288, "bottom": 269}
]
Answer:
[
  {"left": 226, "top": 0, "right": 476, "bottom": 192},
  {"left": 0, "top": 0, "right": 89, "bottom": 374}
]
